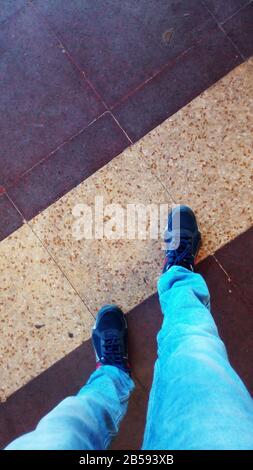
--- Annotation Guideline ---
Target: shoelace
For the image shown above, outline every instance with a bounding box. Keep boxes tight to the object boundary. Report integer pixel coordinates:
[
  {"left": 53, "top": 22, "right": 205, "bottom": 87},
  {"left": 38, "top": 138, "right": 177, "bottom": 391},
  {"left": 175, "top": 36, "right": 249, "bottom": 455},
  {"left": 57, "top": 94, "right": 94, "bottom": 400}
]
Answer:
[
  {"left": 165, "top": 235, "right": 193, "bottom": 269},
  {"left": 101, "top": 333, "right": 123, "bottom": 365}
]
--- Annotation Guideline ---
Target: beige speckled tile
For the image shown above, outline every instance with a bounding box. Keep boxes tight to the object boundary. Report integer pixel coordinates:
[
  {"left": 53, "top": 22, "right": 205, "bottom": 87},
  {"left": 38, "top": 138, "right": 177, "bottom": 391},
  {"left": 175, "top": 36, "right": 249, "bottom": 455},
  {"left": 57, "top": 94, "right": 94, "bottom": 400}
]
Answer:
[
  {"left": 136, "top": 58, "right": 253, "bottom": 248},
  {"left": 0, "top": 224, "right": 94, "bottom": 401},
  {"left": 31, "top": 149, "right": 171, "bottom": 315}
]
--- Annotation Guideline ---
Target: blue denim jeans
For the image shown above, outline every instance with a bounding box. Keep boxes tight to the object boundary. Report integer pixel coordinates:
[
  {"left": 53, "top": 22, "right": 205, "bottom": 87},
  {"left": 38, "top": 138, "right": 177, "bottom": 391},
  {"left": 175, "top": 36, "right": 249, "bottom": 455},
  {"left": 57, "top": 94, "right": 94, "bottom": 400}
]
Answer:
[{"left": 6, "top": 267, "right": 253, "bottom": 450}]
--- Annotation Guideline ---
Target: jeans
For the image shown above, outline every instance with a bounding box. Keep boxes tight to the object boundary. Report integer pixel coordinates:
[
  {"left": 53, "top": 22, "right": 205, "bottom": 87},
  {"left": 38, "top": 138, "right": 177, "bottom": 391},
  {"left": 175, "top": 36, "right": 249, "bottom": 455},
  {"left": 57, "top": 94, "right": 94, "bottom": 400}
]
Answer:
[{"left": 6, "top": 266, "right": 253, "bottom": 450}]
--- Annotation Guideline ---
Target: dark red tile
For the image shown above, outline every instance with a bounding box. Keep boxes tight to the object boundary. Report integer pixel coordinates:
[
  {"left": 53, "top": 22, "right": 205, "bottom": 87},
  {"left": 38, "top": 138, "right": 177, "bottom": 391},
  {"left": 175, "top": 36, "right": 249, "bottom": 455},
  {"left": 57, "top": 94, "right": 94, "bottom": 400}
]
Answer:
[
  {"left": 223, "top": 2, "right": 253, "bottom": 58},
  {"left": 110, "top": 383, "right": 148, "bottom": 450},
  {"left": 0, "top": 193, "right": 23, "bottom": 241},
  {"left": 0, "top": 340, "right": 95, "bottom": 449},
  {"left": 0, "top": 0, "right": 26, "bottom": 24},
  {"left": 8, "top": 113, "right": 129, "bottom": 220},
  {"left": 114, "top": 25, "right": 241, "bottom": 142},
  {"left": 203, "top": 0, "right": 250, "bottom": 23},
  {"left": 127, "top": 294, "right": 162, "bottom": 391},
  {"left": 214, "top": 227, "right": 253, "bottom": 308},
  {"left": 0, "top": 4, "right": 105, "bottom": 187},
  {"left": 33, "top": 0, "right": 215, "bottom": 107},
  {"left": 196, "top": 255, "right": 253, "bottom": 395}
]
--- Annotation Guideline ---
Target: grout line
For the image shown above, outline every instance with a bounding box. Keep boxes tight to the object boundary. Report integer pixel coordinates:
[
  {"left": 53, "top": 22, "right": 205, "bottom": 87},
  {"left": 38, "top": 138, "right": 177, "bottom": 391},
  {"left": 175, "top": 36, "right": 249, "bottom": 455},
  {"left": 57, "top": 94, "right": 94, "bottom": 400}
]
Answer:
[
  {"left": 5, "top": 112, "right": 108, "bottom": 191},
  {"left": 3, "top": 194, "right": 100, "bottom": 349},
  {"left": 201, "top": 0, "right": 251, "bottom": 25},
  {"left": 4, "top": 0, "right": 245, "bottom": 198},
  {"left": 110, "top": 46, "right": 194, "bottom": 111},
  {"left": 84, "top": 75, "right": 109, "bottom": 111},
  {"left": 219, "top": 22, "right": 246, "bottom": 61},
  {"left": 211, "top": 253, "right": 232, "bottom": 280},
  {"left": 27, "top": 221, "right": 97, "bottom": 321},
  {"left": 138, "top": 154, "right": 177, "bottom": 205},
  {"left": 109, "top": 112, "right": 133, "bottom": 145},
  {"left": 110, "top": 18, "right": 234, "bottom": 112},
  {"left": 212, "top": 252, "right": 253, "bottom": 310},
  {"left": 5, "top": 191, "right": 27, "bottom": 223},
  {"left": 13, "top": 221, "right": 157, "bottom": 394},
  {"left": 220, "top": 0, "right": 252, "bottom": 26},
  {"left": 201, "top": 0, "right": 246, "bottom": 61},
  {"left": 139, "top": 153, "right": 253, "bottom": 274},
  {"left": 5, "top": 193, "right": 96, "bottom": 320},
  {"left": 29, "top": 0, "right": 109, "bottom": 110},
  {"left": 2, "top": 0, "right": 111, "bottom": 197},
  {"left": 153, "top": 173, "right": 177, "bottom": 205},
  {"left": 31, "top": 0, "right": 218, "bottom": 114},
  {"left": 213, "top": 250, "right": 245, "bottom": 288},
  {"left": 3, "top": 201, "right": 152, "bottom": 398}
]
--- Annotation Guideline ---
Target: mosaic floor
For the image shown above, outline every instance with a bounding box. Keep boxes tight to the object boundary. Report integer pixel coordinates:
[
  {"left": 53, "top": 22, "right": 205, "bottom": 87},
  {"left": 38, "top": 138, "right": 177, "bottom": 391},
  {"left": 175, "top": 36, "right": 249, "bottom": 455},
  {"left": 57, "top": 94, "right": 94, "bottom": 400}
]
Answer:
[{"left": 0, "top": 0, "right": 252, "bottom": 449}]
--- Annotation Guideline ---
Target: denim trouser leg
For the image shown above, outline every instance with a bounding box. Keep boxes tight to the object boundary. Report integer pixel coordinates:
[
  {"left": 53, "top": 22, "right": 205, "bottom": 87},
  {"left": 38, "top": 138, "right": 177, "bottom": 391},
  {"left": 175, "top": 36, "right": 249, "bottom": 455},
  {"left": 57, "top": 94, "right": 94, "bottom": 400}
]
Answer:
[
  {"left": 5, "top": 366, "right": 135, "bottom": 450},
  {"left": 142, "top": 266, "right": 253, "bottom": 450}
]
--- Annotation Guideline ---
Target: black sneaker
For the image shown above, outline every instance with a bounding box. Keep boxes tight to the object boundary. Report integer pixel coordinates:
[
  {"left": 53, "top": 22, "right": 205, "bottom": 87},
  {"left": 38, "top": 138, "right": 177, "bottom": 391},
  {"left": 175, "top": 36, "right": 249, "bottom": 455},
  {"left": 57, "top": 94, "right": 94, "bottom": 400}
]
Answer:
[
  {"left": 92, "top": 304, "right": 130, "bottom": 374},
  {"left": 163, "top": 205, "right": 201, "bottom": 273}
]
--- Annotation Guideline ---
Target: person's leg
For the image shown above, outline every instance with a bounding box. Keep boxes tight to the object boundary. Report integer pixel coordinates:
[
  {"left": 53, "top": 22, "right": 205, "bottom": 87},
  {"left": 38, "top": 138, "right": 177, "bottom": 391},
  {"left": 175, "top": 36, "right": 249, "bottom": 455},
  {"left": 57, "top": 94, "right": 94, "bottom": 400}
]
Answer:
[
  {"left": 5, "top": 305, "right": 134, "bottom": 450},
  {"left": 6, "top": 366, "right": 134, "bottom": 450},
  {"left": 143, "top": 206, "right": 253, "bottom": 450}
]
